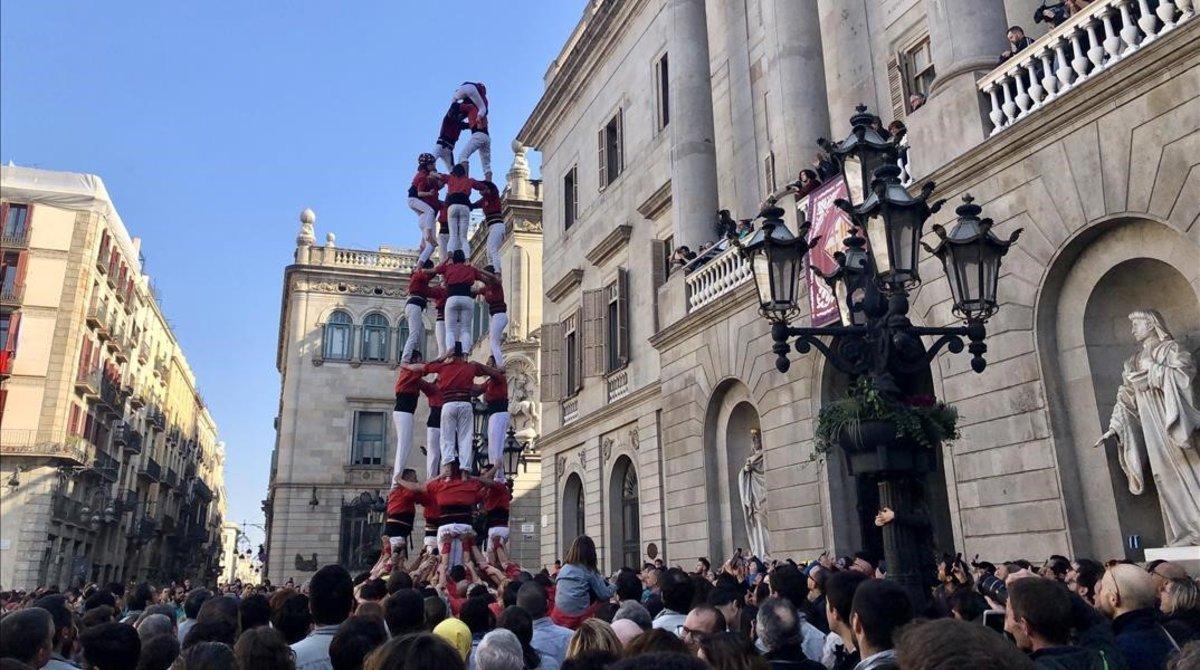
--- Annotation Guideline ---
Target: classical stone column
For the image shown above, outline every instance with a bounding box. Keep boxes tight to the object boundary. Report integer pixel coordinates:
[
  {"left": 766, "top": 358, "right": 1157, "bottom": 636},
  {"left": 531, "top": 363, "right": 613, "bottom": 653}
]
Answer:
[
  {"left": 765, "top": 0, "right": 831, "bottom": 182},
  {"left": 668, "top": 0, "right": 720, "bottom": 251},
  {"left": 818, "top": 0, "right": 878, "bottom": 137},
  {"left": 722, "top": 0, "right": 764, "bottom": 220},
  {"left": 923, "top": 0, "right": 1010, "bottom": 94}
]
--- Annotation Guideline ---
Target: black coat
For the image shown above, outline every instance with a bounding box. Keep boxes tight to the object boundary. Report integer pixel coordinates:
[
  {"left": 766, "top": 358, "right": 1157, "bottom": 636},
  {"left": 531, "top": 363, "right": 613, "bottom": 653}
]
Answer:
[
  {"left": 763, "top": 643, "right": 825, "bottom": 670},
  {"left": 1111, "top": 608, "right": 1175, "bottom": 670},
  {"left": 1030, "top": 645, "right": 1110, "bottom": 670},
  {"left": 1163, "top": 609, "right": 1200, "bottom": 647}
]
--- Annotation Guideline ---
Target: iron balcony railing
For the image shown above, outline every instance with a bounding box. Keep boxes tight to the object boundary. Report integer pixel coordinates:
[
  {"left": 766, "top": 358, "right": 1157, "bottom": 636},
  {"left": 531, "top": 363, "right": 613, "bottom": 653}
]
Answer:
[{"left": 0, "top": 430, "right": 93, "bottom": 465}]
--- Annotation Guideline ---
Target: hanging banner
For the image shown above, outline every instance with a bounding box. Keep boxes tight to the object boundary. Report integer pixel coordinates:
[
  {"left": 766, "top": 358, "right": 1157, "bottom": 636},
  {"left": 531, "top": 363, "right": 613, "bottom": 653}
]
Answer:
[{"left": 804, "top": 179, "right": 855, "bottom": 327}]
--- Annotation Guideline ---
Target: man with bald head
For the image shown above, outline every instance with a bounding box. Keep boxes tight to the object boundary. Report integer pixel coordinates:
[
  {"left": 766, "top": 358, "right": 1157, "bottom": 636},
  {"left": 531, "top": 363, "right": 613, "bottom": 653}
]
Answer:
[{"left": 1094, "top": 564, "right": 1175, "bottom": 670}]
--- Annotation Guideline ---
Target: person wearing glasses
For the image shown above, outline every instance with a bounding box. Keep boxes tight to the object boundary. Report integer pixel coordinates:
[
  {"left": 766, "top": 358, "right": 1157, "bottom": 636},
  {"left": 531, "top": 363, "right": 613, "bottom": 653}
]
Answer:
[{"left": 676, "top": 604, "right": 725, "bottom": 652}]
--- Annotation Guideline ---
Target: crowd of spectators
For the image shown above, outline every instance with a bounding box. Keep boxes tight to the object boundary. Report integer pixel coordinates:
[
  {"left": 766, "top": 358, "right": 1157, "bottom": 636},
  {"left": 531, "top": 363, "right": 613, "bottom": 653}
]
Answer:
[{"left": 3, "top": 540, "right": 1199, "bottom": 670}]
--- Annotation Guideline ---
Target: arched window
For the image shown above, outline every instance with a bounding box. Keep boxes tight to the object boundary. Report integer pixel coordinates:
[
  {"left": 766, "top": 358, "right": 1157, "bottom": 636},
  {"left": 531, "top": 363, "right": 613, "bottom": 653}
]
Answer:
[
  {"left": 609, "top": 457, "right": 640, "bottom": 570},
  {"left": 562, "top": 473, "right": 585, "bottom": 552},
  {"left": 324, "top": 310, "right": 352, "bottom": 360},
  {"left": 339, "top": 491, "right": 385, "bottom": 571},
  {"left": 361, "top": 313, "right": 389, "bottom": 362}
]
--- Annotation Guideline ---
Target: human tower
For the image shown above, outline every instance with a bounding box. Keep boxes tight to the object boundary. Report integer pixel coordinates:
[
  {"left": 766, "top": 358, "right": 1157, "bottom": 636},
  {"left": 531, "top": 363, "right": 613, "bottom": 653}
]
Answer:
[{"left": 372, "top": 81, "right": 516, "bottom": 578}]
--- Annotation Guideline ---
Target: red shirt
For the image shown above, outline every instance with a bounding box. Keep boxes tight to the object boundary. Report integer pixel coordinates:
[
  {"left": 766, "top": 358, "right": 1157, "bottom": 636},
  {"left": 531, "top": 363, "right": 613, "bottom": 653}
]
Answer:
[
  {"left": 427, "top": 359, "right": 488, "bottom": 400},
  {"left": 387, "top": 486, "right": 418, "bottom": 517},
  {"left": 436, "top": 261, "right": 479, "bottom": 287},
  {"left": 439, "top": 105, "right": 468, "bottom": 142},
  {"left": 463, "top": 101, "right": 489, "bottom": 133},
  {"left": 482, "top": 481, "right": 510, "bottom": 513},
  {"left": 482, "top": 373, "right": 508, "bottom": 404},
  {"left": 429, "top": 286, "right": 448, "bottom": 319},
  {"left": 419, "top": 379, "right": 443, "bottom": 409},
  {"left": 480, "top": 279, "right": 505, "bottom": 314},
  {"left": 408, "top": 269, "right": 434, "bottom": 298},
  {"left": 474, "top": 183, "right": 502, "bottom": 217},
  {"left": 418, "top": 490, "right": 440, "bottom": 522},
  {"left": 410, "top": 172, "right": 439, "bottom": 209},
  {"left": 395, "top": 368, "right": 423, "bottom": 395},
  {"left": 443, "top": 173, "right": 479, "bottom": 197},
  {"left": 427, "top": 476, "right": 482, "bottom": 509},
  {"left": 437, "top": 201, "right": 449, "bottom": 226}
]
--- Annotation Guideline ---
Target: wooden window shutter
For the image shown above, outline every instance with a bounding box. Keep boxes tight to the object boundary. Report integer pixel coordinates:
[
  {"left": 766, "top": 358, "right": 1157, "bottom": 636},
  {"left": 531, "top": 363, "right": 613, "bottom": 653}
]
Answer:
[
  {"left": 650, "top": 240, "right": 668, "bottom": 332},
  {"left": 583, "top": 289, "right": 606, "bottom": 377},
  {"left": 571, "top": 167, "right": 579, "bottom": 220},
  {"left": 887, "top": 54, "right": 907, "bottom": 120},
  {"left": 616, "top": 268, "right": 630, "bottom": 366},
  {"left": 616, "top": 109, "right": 625, "bottom": 175},
  {"left": 539, "top": 322, "right": 563, "bottom": 402},
  {"left": 598, "top": 128, "right": 608, "bottom": 190},
  {"left": 5, "top": 312, "right": 19, "bottom": 357}
]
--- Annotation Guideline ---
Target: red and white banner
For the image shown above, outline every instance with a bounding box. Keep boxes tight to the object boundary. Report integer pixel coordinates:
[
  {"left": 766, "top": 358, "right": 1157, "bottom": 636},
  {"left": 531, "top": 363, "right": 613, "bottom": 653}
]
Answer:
[{"left": 804, "top": 179, "right": 855, "bottom": 326}]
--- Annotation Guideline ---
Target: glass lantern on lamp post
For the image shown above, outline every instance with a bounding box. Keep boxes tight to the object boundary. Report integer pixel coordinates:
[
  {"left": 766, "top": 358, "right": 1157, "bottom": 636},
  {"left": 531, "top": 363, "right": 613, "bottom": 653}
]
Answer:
[
  {"left": 502, "top": 427, "right": 528, "bottom": 477},
  {"left": 819, "top": 104, "right": 900, "bottom": 207}
]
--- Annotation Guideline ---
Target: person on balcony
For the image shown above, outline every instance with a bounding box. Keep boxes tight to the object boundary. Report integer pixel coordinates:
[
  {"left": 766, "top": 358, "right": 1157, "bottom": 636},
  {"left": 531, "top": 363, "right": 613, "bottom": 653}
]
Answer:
[{"left": 999, "top": 26, "right": 1036, "bottom": 64}]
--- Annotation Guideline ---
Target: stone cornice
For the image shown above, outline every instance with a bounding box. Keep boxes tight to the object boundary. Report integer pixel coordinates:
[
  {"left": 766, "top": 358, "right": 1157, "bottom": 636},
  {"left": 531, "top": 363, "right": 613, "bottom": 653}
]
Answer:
[
  {"left": 636, "top": 180, "right": 672, "bottom": 220},
  {"left": 518, "top": 0, "right": 651, "bottom": 148},
  {"left": 923, "top": 19, "right": 1199, "bottom": 199},
  {"left": 585, "top": 224, "right": 633, "bottom": 266},
  {"left": 547, "top": 268, "right": 585, "bottom": 303},
  {"left": 649, "top": 281, "right": 756, "bottom": 351},
  {"left": 538, "top": 381, "right": 661, "bottom": 452}
]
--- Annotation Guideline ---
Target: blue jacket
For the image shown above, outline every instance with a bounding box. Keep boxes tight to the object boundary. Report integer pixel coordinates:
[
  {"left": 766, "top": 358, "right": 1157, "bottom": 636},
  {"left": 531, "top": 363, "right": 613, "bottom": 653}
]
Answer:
[
  {"left": 1111, "top": 608, "right": 1175, "bottom": 670},
  {"left": 554, "top": 563, "right": 616, "bottom": 615}
]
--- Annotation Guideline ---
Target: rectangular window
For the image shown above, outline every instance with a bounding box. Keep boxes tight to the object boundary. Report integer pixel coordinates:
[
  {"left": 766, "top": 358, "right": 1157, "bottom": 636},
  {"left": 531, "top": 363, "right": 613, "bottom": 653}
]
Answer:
[
  {"left": 2, "top": 204, "right": 29, "bottom": 238},
  {"left": 565, "top": 329, "right": 579, "bottom": 396},
  {"left": 351, "top": 411, "right": 386, "bottom": 466},
  {"left": 598, "top": 110, "right": 624, "bottom": 189},
  {"left": 0, "top": 312, "right": 8, "bottom": 351},
  {"left": 607, "top": 269, "right": 629, "bottom": 372},
  {"left": 900, "top": 36, "right": 935, "bottom": 112},
  {"left": 607, "top": 299, "right": 620, "bottom": 372},
  {"left": 1, "top": 252, "right": 19, "bottom": 296},
  {"left": 654, "top": 53, "right": 670, "bottom": 131},
  {"left": 764, "top": 152, "right": 777, "bottom": 195},
  {"left": 563, "top": 166, "right": 578, "bottom": 231}
]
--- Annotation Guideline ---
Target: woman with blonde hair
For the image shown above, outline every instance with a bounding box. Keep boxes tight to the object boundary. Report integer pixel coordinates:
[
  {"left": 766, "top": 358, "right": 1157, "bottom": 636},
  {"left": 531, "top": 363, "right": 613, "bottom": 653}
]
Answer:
[
  {"left": 1162, "top": 577, "right": 1200, "bottom": 645},
  {"left": 552, "top": 536, "right": 617, "bottom": 629},
  {"left": 566, "top": 618, "right": 622, "bottom": 659}
]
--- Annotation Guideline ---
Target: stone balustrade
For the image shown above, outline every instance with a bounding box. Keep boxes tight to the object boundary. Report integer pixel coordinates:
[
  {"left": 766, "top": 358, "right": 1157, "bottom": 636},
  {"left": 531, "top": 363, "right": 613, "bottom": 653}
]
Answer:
[
  {"left": 562, "top": 396, "right": 580, "bottom": 424},
  {"left": 310, "top": 245, "right": 420, "bottom": 273},
  {"left": 979, "top": 0, "right": 1193, "bottom": 135},
  {"left": 606, "top": 368, "right": 629, "bottom": 403},
  {"left": 685, "top": 241, "right": 752, "bottom": 312}
]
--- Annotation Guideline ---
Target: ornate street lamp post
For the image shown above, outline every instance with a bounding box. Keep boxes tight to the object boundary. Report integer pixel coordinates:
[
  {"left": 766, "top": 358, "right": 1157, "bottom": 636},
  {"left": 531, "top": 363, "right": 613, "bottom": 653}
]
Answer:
[
  {"left": 502, "top": 427, "right": 529, "bottom": 477},
  {"left": 739, "top": 107, "right": 1021, "bottom": 608}
]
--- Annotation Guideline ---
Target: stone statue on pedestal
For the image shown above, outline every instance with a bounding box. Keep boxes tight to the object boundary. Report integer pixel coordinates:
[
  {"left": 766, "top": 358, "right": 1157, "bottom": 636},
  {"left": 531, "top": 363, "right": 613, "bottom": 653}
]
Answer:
[
  {"left": 1094, "top": 309, "right": 1200, "bottom": 547},
  {"left": 739, "top": 428, "right": 770, "bottom": 558}
]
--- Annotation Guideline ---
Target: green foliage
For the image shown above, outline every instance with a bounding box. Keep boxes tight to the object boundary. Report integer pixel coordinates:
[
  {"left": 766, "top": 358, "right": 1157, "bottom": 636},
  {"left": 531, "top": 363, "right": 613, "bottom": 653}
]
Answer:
[{"left": 812, "top": 377, "right": 960, "bottom": 457}]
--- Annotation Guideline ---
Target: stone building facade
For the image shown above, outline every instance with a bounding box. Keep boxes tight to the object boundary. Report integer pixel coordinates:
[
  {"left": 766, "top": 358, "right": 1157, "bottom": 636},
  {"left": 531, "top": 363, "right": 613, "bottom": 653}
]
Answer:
[
  {"left": 0, "top": 166, "right": 227, "bottom": 590},
  {"left": 264, "top": 153, "right": 547, "bottom": 582},
  {"left": 518, "top": 0, "right": 1200, "bottom": 570}
]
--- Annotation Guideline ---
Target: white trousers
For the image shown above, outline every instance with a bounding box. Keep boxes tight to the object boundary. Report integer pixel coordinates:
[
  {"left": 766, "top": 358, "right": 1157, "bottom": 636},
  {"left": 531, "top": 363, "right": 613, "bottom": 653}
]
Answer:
[
  {"left": 426, "top": 426, "right": 442, "bottom": 478},
  {"left": 457, "top": 132, "right": 492, "bottom": 176},
  {"left": 487, "top": 411, "right": 511, "bottom": 481},
  {"left": 445, "top": 295, "right": 475, "bottom": 354},
  {"left": 392, "top": 410, "right": 414, "bottom": 480},
  {"left": 485, "top": 222, "right": 505, "bottom": 272},
  {"left": 402, "top": 303, "right": 425, "bottom": 362},
  {"left": 433, "top": 143, "right": 455, "bottom": 173},
  {"left": 408, "top": 198, "right": 437, "bottom": 266},
  {"left": 435, "top": 319, "right": 447, "bottom": 357},
  {"left": 488, "top": 311, "right": 508, "bottom": 365},
  {"left": 447, "top": 204, "right": 471, "bottom": 255},
  {"left": 452, "top": 83, "right": 487, "bottom": 117},
  {"left": 437, "top": 232, "right": 450, "bottom": 262},
  {"left": 440, "top": 400, "right": 474, "bottom": 468}
]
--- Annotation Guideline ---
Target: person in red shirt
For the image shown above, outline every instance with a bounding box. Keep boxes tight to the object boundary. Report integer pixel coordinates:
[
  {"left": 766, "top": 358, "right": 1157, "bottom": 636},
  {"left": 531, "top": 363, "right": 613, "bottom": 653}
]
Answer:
[
  {"left": 481, "top": 472, "right": 512, "bottom": 555},
  {"left": 439, "top": 163, "right": 486, "bottom": 257},
  {"left": 384, "top": 468, "right": 419, "bottom": 561},
  {"left": 418, "top": 378, "right": 443, "bottom": 479},
  {"left": 417, "top": 489, "right": 441, "bottom": 554},
  {"left": 451, "top": 81, "right": 488, "bottom": 118},
  {"left": 402, "top": 350, "right": 502, "bottom": 471},
  {"left": 436, "top": 200, "right": 450, "bottom": 262},
  {"left": 435, "top": 252, "right": 498, "bottom": 356},
  {"left": 391, "top": 351, "right": 425, "bottom": 481},
  {"left": 407, "top": 154, "right": 441, "bottom": 265},
  {"left": 456, "top": 101, "right": 492, "bottom": 181},
  {"left": 473, "top": 272, "right": 507, "bottom": 365},
  {"left": 433, "top": 101, "right": 469, "bottom": 172},
  {"left": 396, "top": 464, "right": 483, "bottom": 568},
  {"left": 402, "top": 262, "right": 437, "bottom": 364},
  {"left": 475, "top": 356, "right": 511, "bottom": 481},
  {"left": 470, "top": 180, "right": 505, "bottom": 274}
]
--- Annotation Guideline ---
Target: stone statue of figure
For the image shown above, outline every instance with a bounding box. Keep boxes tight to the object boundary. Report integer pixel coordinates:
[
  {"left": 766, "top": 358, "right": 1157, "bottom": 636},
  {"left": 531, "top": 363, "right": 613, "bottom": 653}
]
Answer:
[
  {"left": 1094, "top": 309, "right": 1200, "bottom": 547},
  {"left": 739, "top": 428, "right": 770, "bottom": 558}
]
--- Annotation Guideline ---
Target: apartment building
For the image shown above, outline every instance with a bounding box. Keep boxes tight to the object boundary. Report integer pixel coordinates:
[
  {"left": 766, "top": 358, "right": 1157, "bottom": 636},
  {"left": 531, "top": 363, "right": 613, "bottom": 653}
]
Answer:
[{"left": 0, "top": 166, "right": 227, "bottom": 589}]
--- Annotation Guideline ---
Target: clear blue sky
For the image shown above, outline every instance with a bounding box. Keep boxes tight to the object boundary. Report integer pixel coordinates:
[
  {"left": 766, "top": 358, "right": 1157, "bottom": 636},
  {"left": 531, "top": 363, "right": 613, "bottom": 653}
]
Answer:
[{"left": 1, "top": 1, "right": 582, "bottom": 550}]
